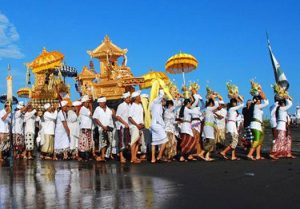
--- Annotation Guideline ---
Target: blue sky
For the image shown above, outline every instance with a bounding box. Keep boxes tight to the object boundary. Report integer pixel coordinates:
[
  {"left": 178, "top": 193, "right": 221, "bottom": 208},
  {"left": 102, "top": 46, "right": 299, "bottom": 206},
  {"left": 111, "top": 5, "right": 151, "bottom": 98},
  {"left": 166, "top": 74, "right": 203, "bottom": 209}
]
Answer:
[{"left": 1, "top": 0, "right": 300, "bottom": 115}]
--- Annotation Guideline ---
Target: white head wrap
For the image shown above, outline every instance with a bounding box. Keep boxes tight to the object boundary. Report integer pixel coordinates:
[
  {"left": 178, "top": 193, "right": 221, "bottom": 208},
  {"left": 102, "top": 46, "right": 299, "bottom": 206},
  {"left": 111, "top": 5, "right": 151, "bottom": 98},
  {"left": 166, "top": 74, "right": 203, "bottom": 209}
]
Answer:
[
  {"left": 44, "top": 103, "right": 51, "bottom": 110},
  {"left": 72, "top": 101, "right": 82, "bottom": 107},
  {"left": 81, "top": 95, "right": 90, "bottom": 103},
  {"left": 97, "top": 97, "right": 107, "bottom": 103}
]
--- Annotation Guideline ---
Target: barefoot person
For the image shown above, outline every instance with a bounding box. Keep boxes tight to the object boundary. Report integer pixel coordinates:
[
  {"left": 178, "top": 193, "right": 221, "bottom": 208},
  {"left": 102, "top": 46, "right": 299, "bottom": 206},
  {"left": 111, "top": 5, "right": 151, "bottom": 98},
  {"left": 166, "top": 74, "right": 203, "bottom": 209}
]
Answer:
[
  {"left": 13, "top": 102, "right": 26, "bottom": 159},
  {"left": 202, "top": 92, "right": 221, "bottom": 161},
  {"left": 220, "top": 97, "right": 244, "bottom": 160},
  {"left": 67, "top": 101, "right": 81, "bottom": 160},
  {"left": 0, "top": 102, "right": 11, "bottom": 161},
  {"left": 214, "top": 100, "right": 227, "bottom": 149},
  {"left": 190, "top": 85, "right": 205, "bottom": 160},
  {"left": 41, "top": 103, "right": 57, "bottom": 160},
  {"left": 53, "top": 101, "right": 70, "bottom": 160},
  {"left": 128, "top": 91, "right": 145, "bottom": 163},
  {"left": 163, "top": 100, "right": 178, "bottom": 160},
  {"left": 178, "top": 99, "right": 197, "bottom": 162},
  {"left": 93, "top": 97, "right": 114, "bottom": 161},
  {"left": 270, "top": 97, "right": 295, "bottom": 159},
  {"left": 24, "top": 104, "right": 36, "bottom": 160},
  {"left": 150, "top": 90, "right": 168, "bottom": 163},
  {"left": 247, "top": 92, "right": 269, "bottom": 160},
  {"left": 116, "top": 92, "right": 131, "bottom": 163},
  {"left": 78, "top": 95, "right": 93, "bottom": 160}
]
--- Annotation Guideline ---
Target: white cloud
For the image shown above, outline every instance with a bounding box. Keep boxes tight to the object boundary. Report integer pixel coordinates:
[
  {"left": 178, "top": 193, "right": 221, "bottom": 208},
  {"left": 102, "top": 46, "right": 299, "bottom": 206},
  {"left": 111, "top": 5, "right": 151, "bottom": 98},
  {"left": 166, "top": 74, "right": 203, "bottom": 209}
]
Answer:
[{"left": 0, "top": 11, "right": 24, "bottom": 59}]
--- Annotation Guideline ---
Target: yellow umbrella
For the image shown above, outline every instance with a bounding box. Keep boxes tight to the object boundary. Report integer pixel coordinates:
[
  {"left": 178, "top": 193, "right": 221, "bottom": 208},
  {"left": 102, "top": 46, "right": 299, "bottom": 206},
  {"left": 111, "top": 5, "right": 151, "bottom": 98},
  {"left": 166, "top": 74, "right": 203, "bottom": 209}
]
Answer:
[
  {"left": 165, "top": 52, "right": 198, "bottom": 85},
  {"left": 140, "top": 71, "right": 170, "bottom": 89},
  {"left": 17, "top": 87, "right": 31, "bottom": 98},
  {"left": 26, "top": 47, "right": 64, "bottom": 73}
]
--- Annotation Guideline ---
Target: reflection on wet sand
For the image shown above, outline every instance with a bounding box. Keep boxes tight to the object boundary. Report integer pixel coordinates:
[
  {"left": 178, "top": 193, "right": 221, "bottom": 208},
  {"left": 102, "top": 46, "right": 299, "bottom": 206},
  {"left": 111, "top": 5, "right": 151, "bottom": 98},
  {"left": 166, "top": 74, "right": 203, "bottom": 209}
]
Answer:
[{"left": 0, "top": 161, "right": 177, "bottom": 209}]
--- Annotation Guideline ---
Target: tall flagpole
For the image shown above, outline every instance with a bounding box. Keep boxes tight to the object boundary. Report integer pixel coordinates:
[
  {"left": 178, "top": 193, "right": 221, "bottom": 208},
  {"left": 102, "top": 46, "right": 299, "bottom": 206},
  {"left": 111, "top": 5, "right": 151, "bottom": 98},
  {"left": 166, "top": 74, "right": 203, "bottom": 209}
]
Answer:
[{"left": 7, "top": 65, "right": 14, "bottom": 166}]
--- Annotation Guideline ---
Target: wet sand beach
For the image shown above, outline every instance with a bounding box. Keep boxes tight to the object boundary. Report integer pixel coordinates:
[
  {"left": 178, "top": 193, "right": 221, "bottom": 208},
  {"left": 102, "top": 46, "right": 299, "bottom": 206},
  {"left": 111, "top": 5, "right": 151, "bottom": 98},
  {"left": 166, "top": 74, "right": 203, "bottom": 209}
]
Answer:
[{"left": 0, "top": 127, "right": 300, "bottom": 209}]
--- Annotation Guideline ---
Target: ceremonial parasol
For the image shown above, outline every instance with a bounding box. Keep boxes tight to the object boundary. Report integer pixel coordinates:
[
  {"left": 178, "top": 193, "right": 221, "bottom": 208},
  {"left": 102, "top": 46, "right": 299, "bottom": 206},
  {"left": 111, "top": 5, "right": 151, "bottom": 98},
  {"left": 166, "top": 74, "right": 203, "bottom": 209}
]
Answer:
[
  {"left": 17, "top": 87, "right": 31, "bottom": 98},
  {"left": 0, "top": 95, "right": 18, "bottom": 105},
  {"left": 140, "top": 71, "right": 170, "bottom": 89},
  {"left": 165, "top": 52, "right": 198, "bottom": 85},
  {"left": 26, "top": 47, "right": 64, "bottom": 73}
]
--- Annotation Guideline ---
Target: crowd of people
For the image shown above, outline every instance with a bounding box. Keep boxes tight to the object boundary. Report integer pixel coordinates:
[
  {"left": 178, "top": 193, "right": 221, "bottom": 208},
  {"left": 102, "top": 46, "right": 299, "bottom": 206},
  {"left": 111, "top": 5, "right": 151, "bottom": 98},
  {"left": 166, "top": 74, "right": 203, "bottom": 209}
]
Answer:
[{"left": 0, "top": 86, "right": 296, "bottom": 163}]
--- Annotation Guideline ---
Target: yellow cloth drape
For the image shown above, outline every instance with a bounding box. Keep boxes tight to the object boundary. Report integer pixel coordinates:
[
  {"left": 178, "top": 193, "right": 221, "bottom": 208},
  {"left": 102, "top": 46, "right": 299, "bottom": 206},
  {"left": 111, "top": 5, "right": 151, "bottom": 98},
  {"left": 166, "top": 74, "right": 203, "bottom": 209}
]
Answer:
[{"left": 142, "top": 78, "right": 173, "bottom": 129}]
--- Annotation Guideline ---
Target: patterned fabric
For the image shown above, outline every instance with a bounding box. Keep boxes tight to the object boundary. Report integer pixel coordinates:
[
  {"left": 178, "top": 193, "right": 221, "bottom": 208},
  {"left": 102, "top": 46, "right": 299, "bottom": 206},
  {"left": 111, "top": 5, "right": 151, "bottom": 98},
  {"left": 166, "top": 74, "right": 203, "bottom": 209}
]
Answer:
[
  {"left": 79, "top": 129, "right": 93, "bottom": 153},
  {"left": 98, "top": 129, "right": 113, "bottom": 152},
  {"left": 0, "top": 133, "right": 10, "bottom": 152},
  {"left": 118, "top": 127, "right": 130, "bottom": 152},
  {"left": 25, "top": 132, "right": 35, "bottom": 151},
  {"left": 225, "top": 132, "right": 239, "bottom": 149},
  {"left": 164, "top": 132, "right": 177, "bottom": 159},
  {"left": 203, "top": 138, "right": 215, "bottom": 152},
  {"left": 271, "top": 130, "right": 291, "bottom": 157},
  {"left": 41, "top": 134, "right": 54, "bottom": 154},
  {"left": 180, "top": 133, "right": 196, "bottom": 155},
  {"left": 215, "top": 128, "right": 226, "bottom": 144},
  {"left": 13, "top": 133, "right": 25, "bottom": 152},
  {"left": 243, "top": 126, "right": 253, "bottom": 141}
]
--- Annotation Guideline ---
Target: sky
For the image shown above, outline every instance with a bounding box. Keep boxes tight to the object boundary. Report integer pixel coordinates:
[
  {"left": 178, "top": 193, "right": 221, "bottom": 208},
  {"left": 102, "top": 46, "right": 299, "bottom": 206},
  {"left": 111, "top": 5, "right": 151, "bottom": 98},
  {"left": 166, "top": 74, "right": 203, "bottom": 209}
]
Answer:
[{"left": 0, "top": 0, "right": 300, "bottom": 116}]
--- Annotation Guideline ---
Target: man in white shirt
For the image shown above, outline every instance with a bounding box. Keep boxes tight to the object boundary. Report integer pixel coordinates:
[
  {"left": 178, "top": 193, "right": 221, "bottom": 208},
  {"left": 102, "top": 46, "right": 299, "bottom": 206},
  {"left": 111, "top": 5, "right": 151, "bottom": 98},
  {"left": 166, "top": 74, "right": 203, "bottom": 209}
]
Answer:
[
  {"left": 0, "top": 102, "right": 11, "bottom": 161},
  {"left": 67, "top": 101, "right": 81, "bottom": 160},
  {"left": 41, "top": 103, "right": 57, "bottom": 160},
  {"left": 215, "top": 101, "right": 227, "bottom": 148},
  {"left": 129, "top": 91, "right": 145, "bottom": 163},
  {"left": 13, "top": 102, "right": 26, "bottom": 159},
  {"left": 79, "top": 95, "right": 93, "bottom": 160},
  {"left": 54, "top": 100, "right": 70, "bottom": 160},
  {"left": 24, "top": 103, "right": 37, "bottom": 160},
  {"left": 93, "top": 97, "right": 114, "bottom": 161},
  {"left": 116, "top": 92, "right": 131, "bottom": 163}
]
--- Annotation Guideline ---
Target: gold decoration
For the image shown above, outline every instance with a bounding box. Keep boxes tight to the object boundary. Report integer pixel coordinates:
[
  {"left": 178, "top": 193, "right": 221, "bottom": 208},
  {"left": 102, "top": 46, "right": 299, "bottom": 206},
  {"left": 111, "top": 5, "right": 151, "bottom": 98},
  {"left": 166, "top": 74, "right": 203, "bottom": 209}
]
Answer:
[
  {"left": 206, "top": 86, "right": 220, "bottom": 100},
  {"left": 226, "top": 81, "right": 243, "bottom": 101},
  {"left": 272, "top": 83, "right": 292, "bottom": 100},
  {"left": 182, "top": 85, "right": 190, "bottom": 99},
  {"left": 140, "top": 71, "right": 170, "bottom": 90},
  {"left": 26, "top": 48, "right": 64, "bottom": 73},
  {"left": 250, "top": 80, "right": 262, "bottom": 96},
  {"left": 78, "top": 35, "right": 144, "bottom": 100},
  {"left": 189, "top": 81, "right": 200, "bottom": 91}
]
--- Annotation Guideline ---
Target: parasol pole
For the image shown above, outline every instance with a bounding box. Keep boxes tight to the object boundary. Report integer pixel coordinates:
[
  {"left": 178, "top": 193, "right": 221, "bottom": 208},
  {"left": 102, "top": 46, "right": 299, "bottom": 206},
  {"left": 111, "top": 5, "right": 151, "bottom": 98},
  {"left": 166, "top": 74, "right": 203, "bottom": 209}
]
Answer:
[
  {"left": 182, "top": 71, "right": 186, "bottom": 86},
  {"left": 181, "top": 63, "right": 186, "bottom": 86}
]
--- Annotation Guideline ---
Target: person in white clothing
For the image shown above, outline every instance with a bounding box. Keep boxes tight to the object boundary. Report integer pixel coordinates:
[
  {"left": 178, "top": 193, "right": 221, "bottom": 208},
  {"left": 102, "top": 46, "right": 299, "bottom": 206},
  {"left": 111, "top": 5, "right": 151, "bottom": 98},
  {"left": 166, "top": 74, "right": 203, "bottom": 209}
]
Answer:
[
  {"left": 270, "top": 97, "right": 295, "bottom": 159},
  {"left": 128, "top": 91, "right": 145, "bottom": 163},
  {"left": 67, "top": 101, "right": 81, "bottom": 160},
  {"left": 220, "top": 97, "right": 244, "bottom": 160},
  {"left": 178, "top": 98, "right": 197, "bottom": 162},
  {"left": 13, "top": 102, "right": 26, "bottom": 159},
  {"left": 0, "top": 103, "right": 11, "bottom": 161},
  {"left": 41, "top": 103, "right": 57, "bottom": 159},
  {"left": 53, "top": 101, "right": 70, "bottom": 160},
  {"left": 201, "top": 94, "right": 222, "bottom": 161},
  {"left": 163, "top": 100, "right": 178, "bottom": 160},
  {"left": 116, "top": 92, "right": 131, "bottom": 163},
  {"left": 270, "top": 100, "right": 279, "bottom": 139},
  {"left": 190, "top": 92, "right": 205, "bottom": 160},
  {"left": 214, "top": 101, "right": 227, "bottom": 148},
  {"left": 150, "top": 90, "right": 168, "bottom": 163},
  {"left": 78, "top": 95, "right": 94, "bottom": 160},
  {"left": 247, "top": 92, "right": 269, "bottom": 161},
  {"left": 24, "top": 104, "right": 37, "bottom": 160},
  {"left": 93, "top": 97, "right": 115, "bottom": 161}
]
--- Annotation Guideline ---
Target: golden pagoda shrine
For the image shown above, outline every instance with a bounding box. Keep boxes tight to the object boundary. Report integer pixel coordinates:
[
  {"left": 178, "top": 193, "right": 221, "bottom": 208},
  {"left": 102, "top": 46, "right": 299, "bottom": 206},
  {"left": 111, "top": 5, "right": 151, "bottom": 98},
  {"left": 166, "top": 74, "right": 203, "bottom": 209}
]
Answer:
[
  {"left": 17, "top": 48, "right": 71, "bottom": 108},
  {"left": 77, "top": 35, "right": 144, "bottom": 100}
]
